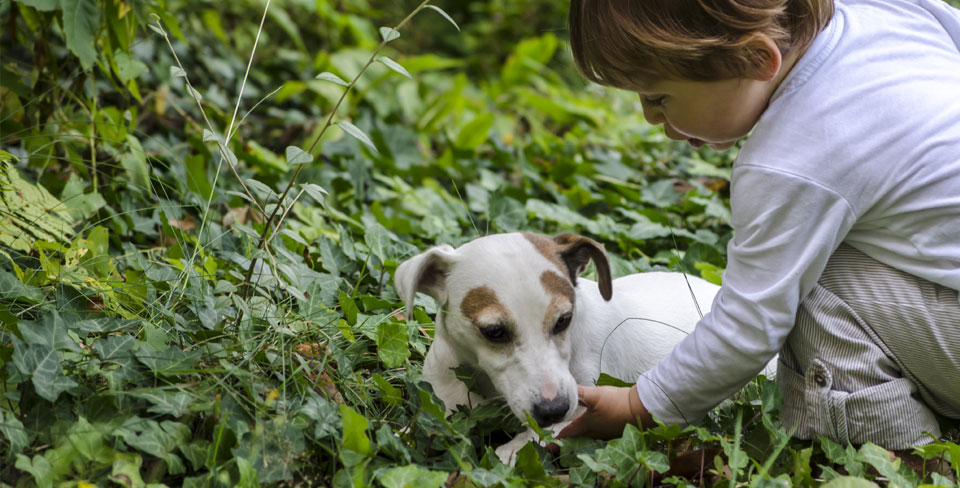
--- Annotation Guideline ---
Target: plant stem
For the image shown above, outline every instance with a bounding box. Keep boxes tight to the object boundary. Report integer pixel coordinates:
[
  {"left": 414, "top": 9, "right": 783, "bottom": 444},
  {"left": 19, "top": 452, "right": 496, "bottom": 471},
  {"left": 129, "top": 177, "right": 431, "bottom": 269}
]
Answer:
[{"left": 234, "top": 0, "right": 432, "bottom": 326}]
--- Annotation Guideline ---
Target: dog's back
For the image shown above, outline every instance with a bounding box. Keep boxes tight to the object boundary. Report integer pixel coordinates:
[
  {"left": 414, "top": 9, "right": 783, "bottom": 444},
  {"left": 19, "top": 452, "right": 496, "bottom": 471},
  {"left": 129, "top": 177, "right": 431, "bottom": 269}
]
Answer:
[{"left": 567, "top": 272, "right": 719, "bottom": 386}]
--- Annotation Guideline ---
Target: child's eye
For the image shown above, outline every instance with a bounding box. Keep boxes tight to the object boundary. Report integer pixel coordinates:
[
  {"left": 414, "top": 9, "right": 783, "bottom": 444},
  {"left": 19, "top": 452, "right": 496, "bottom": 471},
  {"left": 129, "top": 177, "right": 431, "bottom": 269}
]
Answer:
[{"left": 640, "top": 95, "right": 665, "bottom": 106}]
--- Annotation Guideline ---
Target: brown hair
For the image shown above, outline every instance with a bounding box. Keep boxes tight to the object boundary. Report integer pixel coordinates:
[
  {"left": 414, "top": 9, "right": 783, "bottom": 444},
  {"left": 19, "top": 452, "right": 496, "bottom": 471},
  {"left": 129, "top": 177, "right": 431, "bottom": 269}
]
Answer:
[{"left": 569, "top": 0, "right": 834, "bottom": 87}]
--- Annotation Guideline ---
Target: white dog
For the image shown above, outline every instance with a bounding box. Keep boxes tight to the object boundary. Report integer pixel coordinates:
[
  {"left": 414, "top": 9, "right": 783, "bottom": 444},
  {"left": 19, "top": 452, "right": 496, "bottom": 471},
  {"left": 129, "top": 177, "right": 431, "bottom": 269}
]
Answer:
[{"left": 395, "top": 232, "right": 733, "bottom": 463}]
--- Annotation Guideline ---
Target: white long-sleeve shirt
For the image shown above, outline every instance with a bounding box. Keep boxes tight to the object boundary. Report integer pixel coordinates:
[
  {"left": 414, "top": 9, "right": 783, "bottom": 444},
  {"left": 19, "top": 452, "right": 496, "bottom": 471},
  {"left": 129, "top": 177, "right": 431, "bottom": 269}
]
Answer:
[{"left": 637, "top": 0, "right": 960, "bottom": 425}]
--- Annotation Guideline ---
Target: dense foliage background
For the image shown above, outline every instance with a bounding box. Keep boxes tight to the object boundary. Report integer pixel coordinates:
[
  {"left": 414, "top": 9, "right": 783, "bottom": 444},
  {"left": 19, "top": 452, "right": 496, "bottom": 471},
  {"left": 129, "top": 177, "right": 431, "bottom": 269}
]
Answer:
[{"left": 1, "top": 0, "right": 958, "bottom": 486}]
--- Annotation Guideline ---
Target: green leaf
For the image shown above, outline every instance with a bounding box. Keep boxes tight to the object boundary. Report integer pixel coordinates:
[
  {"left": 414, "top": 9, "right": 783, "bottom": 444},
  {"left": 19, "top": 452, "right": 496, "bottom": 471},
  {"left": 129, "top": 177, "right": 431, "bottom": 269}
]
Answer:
[
  {"left": 596, "top": 372, "right": 633, "bottom": 387},
  {"left": 0, "top": 270, "right": 42, "bottom": 303},
  {"left": 337, "top": 290, "right": 358, "bottom": 325},
  {"left": 377, "top": 56, "right": 412, "bottom": 79},
  {"left": 15, "top": 453, "right": 54, "bottom": 488},
  {"left": 67, "top": 416, "right": 105, "bottom": 461},
  {"left": 301, "top": 183, "right": 327, "bottom": 204},
  {"left": 820, "top": 477, "right": 880, "bottom": 488},
  {"left": 13, "top": 342, "right": 78, "bottom": 402},
  {"left": 379, "top": 26, "right": 400, "bottom": 43},
  {"left": 375, "top": 320, "right": 410, "bottom": 368},
  {"left": 371, "top": 374, "right": 402, "bottom": 406},
  {"left": 18, "top": 311, "right": 80, "bottom": 352},
  {"left": 285, "top": 145, "right": 314, "bottom": 166},
  {"left": 424, "top": 5, "right": 460, "bottom": 31},
  {"left": 315, "top": 71, "right": 349, "bottom": 86},
  {"left": 818, "top": 435, "right": 849, "bottom": 464},
  {"left": 131, "top": 390, "right": 194, "bottom": 417},
  {"left": 637, "top": 450, "right": 671, "bottom": 474},
  {"left": 60, "top": 0, "right": 100, "bottom": 69},
  {"left": 339, "top": 404, "right": 371, "bottom": 456},
  {"left": 380, "top": 465, "right": 448, "bottom": 488},
  {"left": 94, "top": 335, "right": 135, "bottom": 360},
  {"left": 454, "top": 113, "right": 494, "bottom": 150},
  {"left": 114, "top": 50, "right": 147, "bottom": 83},
  {"left": 336, "top": 120, "right": 379, "bottom": 154},
  {"left": 514, "top": 442, "right": 548, "bottom": 481},
  {"left": 0, "top": 409, "right": 30, "bottom": 454},
  {"left": 17, "top": 0, "right": 59, "bottom": 10},
  {"left": 120, "top": 135, "right": 151, "bottom": 192}
]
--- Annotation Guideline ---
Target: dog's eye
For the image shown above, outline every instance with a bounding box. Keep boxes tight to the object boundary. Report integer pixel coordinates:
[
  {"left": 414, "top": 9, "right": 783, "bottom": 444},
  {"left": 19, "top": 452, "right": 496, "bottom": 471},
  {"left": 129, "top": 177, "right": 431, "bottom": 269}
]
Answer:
[
  {"left": 480, "top": 324, "right": 511, "bottom": 344},
  {"left": 552, "top": 313, "right": 572, "bottom": 335}
]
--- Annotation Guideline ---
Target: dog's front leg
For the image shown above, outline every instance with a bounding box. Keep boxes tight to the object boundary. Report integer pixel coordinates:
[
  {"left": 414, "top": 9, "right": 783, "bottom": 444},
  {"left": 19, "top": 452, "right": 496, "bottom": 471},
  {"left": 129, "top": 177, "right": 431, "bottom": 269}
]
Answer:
[
  {"left": 423, "top": 336, "right": 482, "bottom": 414},
  {"left": 495, "top": 417, "right": 577, "bottom": 465}
]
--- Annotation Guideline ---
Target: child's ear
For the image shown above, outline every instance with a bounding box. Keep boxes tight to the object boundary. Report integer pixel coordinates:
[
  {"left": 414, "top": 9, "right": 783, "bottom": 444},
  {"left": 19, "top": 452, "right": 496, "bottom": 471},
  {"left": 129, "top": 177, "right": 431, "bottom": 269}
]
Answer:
[{"left": 745, "top": 33, "right": 783, "bottom": 82}]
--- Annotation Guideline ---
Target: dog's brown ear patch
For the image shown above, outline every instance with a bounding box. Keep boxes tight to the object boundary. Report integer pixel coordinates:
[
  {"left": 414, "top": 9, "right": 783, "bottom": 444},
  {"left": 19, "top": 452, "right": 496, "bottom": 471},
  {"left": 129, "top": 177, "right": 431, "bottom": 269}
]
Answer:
[
  {"left": 523, "top": 232, "right": 613, "bottom": 301},
  {"left": 553, "top": 234, "right": 612, "bottom": 301},
  {"left": 522, "top": 232, "right": 566, "bottom": 271},
  {"left": 460, "top": 286, "right": 509, "bottom": 324}
]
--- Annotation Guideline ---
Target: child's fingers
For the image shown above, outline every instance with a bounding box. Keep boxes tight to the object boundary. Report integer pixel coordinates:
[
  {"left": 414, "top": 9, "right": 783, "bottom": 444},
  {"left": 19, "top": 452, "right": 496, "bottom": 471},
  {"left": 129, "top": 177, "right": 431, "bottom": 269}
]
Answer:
[{"left": 577, "top": 385, "right": 601, "bottom": 409}]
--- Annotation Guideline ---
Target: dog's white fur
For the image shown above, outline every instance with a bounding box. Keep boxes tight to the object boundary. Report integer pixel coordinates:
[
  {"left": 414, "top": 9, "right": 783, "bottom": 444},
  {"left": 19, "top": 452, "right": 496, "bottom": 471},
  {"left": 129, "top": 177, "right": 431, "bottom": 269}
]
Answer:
[{"left": 395, "top": 232, "right": 769, "bottom": 464}]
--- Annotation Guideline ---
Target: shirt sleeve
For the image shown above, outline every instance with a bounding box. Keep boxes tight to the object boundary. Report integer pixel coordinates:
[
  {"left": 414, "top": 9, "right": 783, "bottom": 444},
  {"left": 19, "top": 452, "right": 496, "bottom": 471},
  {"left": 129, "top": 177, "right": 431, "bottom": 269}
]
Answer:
[{"left": 635, "top": 165, "right": 858, "bottom": 425}]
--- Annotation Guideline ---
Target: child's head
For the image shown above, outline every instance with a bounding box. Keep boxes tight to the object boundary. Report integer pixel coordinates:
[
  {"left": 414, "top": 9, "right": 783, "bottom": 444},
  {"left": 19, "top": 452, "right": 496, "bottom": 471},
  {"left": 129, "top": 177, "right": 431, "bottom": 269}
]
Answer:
[{"left": 569, "top": 0, "right": 834, "bottom": 88}]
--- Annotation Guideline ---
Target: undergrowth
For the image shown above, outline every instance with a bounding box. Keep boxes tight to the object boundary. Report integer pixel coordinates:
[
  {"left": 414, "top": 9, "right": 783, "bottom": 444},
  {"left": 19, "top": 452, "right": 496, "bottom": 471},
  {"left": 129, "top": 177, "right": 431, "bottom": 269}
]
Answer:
[{"left": 0, "top": 0, "right": 958, "bottom": 486}]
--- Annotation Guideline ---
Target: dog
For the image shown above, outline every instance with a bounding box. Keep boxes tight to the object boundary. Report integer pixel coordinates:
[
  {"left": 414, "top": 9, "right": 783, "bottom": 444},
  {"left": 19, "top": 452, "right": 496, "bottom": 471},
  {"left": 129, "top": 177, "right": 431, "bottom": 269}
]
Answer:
[{"left": 395, "top": 232, "right": 756, "bottom": 464}]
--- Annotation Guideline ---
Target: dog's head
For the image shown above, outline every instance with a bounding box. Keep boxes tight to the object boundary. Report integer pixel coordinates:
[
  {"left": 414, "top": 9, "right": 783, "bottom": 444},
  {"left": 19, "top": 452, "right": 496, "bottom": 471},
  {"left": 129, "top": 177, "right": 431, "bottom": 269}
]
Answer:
[{"left": 395, "top": 232, "right": 612, "bottom": 426}]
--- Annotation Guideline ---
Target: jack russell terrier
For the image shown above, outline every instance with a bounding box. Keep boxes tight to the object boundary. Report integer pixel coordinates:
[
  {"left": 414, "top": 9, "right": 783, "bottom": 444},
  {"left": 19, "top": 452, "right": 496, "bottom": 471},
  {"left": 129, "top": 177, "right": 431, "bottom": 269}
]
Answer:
[{"left": 395, "top": 232, "right": 764, "bottom": 464}]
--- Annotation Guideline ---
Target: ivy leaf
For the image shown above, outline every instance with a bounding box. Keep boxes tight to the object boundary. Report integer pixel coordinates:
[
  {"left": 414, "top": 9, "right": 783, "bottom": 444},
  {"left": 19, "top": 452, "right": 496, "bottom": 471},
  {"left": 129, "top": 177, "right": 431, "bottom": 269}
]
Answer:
[
  {"left": 0, "top": 410, "right": 30, "bottom": 455},
  {"left": 15, "top": 454, "right": 54, "bottom": 487},
  {"left": 424, "top": 5, "right": 460, "bottom": 31},
  {"left": 455, "top": 113, "right": 494, "bottom": 150},
  {"left": 314, "top": 72, "right": 349, "bottom": 86},
  {"left": 13, "top": 342, "right": 78, "bottom": 402},
  {"left": 94, "top": 335, "right": 135, "bottom": 360},
  {"left": 637, "top": 450, "right": 671, "bottom": 474},
  {"left": 301, "top": 183, "right": 327, "bottom": 204},
  {"left": 380, "top": 465, "right": 448, "bottom": 488},
  {"left": 379, "top": 26, "right": 400, "bottom": 43},
  {"left": 120, "top": 135, "right": 151, "bottom": 193},
  {"left": 114, "top": 50, "right": 147, "bottom": 83},
  {"left": 17, "top": 0, "right": 59, "bottom": 11},
  {"left": 285, "top": 145, "right": 314, "bottom": 166},
  {"left": 337, "top": 290, "right": 358, "bottom": 325},
  {"left": 202, "top": 128, "right": 221, "bottom": 143},
  {"left": 60, "top": 0, "right": 100, "bottom": 70},
  {"left": 371, "top": 374, "right": 401, "bottom": 406},
  {"left": 820, "top": 477, "right": 880, "bottom": 488},
  {"left": 339, "top": 404, "right": 371, "bottom": 457},
  {"left": 336, "top": 121, "right": 379, "bottom": 155},
  {"left": 132, "top": 391, "right": 194, "bottom": 418},
  {"left": 18, "top": 311, "right": 80, "bottom": 352},
  {"left": 0, "top": 270, "right": 42, "bottom": 303},
  {"left": 375, "top": 320, "right": 410, "bottom": 368},
  {"left": 377, "top": 56, "right": 412, "bottom": 79}
]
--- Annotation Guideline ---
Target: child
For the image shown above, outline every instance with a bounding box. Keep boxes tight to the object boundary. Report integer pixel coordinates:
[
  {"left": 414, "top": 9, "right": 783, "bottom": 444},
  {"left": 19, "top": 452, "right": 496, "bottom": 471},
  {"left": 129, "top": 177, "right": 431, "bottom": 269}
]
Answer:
[{"left": 558, "top": 0, "right": 960, "bottom": 449}]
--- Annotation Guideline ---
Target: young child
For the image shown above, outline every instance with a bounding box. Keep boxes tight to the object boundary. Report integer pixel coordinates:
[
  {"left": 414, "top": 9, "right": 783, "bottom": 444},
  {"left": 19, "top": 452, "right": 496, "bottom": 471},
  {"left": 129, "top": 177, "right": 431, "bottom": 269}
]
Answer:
[{"left": 558, "top": 0, "right": 960, "bottom": 449}]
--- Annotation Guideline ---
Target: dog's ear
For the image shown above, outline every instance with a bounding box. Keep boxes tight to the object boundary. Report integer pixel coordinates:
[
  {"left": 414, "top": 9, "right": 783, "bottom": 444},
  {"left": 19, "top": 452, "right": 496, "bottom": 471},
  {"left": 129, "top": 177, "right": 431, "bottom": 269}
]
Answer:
[
  {"left": 553, "top": 234, "right": 612, "bottom": 301},
  {"left": 394, "top": 245, "right": 458, "bottom": 317}
]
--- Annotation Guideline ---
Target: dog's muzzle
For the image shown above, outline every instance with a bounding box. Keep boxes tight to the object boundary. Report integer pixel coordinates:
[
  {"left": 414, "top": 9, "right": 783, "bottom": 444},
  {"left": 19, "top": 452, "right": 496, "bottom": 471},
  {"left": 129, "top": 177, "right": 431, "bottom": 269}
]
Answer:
[{"left": 532, "top": 396, "right": 570, "bottom": 426}]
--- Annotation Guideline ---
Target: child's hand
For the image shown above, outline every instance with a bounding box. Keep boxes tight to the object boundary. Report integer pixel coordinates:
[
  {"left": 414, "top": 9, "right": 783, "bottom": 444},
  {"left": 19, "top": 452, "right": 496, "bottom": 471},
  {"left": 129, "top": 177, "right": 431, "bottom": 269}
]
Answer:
[{"left": 556, "top": 384, "right": 653, "bottom": 440}]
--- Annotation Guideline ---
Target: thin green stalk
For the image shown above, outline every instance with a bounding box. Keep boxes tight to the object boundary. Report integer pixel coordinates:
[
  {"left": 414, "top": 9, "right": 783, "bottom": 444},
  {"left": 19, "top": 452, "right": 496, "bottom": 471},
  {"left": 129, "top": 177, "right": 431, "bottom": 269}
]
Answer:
[{"left": 234, "top": 0, "right": 433, "bottom": 325}]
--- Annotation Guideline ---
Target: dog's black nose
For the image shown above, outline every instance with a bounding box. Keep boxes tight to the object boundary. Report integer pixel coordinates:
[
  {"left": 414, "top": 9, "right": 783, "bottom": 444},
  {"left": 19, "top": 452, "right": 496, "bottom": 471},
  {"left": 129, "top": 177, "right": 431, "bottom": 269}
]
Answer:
[{"left": 532, "top": 397, "right": 569, "bottom": 426}]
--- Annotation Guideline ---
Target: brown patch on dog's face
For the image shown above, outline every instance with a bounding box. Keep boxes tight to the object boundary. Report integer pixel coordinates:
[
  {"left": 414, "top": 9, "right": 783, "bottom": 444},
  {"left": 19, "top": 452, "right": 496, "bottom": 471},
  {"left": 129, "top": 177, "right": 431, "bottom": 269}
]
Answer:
[
  {"left": 460, "top": 286, "right": 515, "bottom": 344},
  {"left": 540, "top": 270, "right": 575, "bottom": 335},
  {"left": 460, "top": 286, "right": 504, "bottom": 322},
  {"left": 522, "top": 232, "right": 565, "bottom": 272},
  {"left": 540, "top": 270, "right": 573, "bottom": 302}
]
